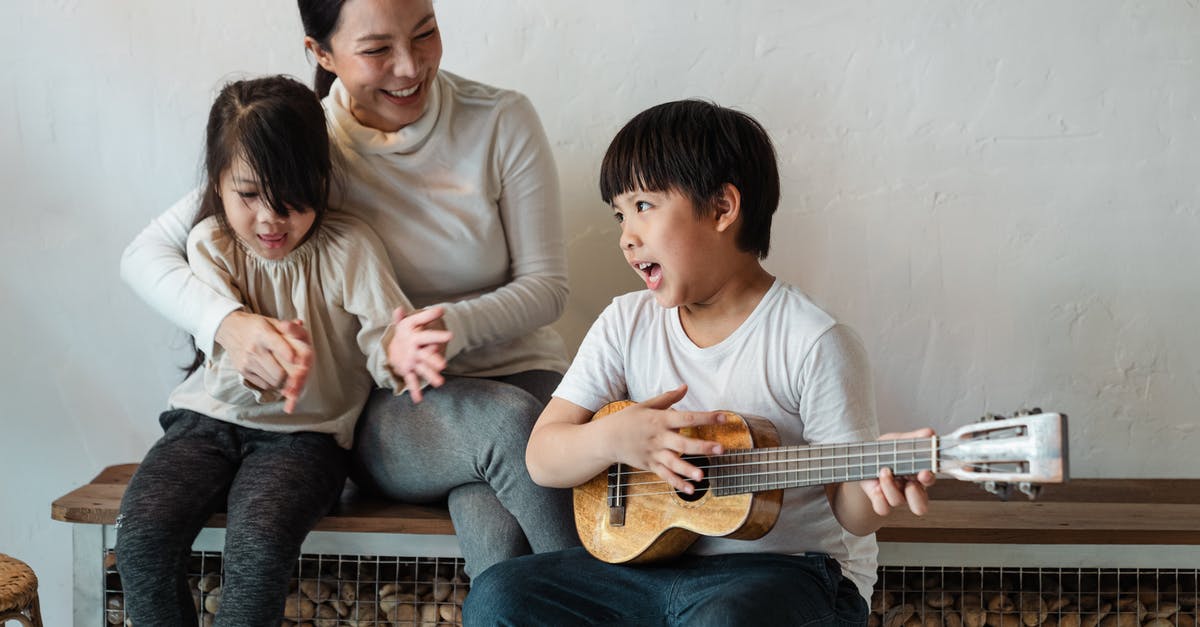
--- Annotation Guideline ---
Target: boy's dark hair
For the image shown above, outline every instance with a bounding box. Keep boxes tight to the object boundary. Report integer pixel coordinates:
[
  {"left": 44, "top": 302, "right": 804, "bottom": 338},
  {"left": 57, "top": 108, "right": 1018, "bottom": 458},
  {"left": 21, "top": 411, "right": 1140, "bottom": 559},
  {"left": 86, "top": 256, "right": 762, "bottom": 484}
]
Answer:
[
  {"left": 186, "top": 75, "right": 333, "bottom": 375},
  {"left": 297, "top": 0, "right": 347, "bottom": 98},
  {"left": 599, "top": 99, "right": 780, "bottom": 259}
]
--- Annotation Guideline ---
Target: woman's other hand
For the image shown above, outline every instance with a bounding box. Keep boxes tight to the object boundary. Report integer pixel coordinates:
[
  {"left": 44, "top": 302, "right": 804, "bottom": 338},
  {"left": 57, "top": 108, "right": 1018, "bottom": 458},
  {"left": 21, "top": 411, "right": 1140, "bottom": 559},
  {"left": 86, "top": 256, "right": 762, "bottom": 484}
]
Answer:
[{"left": 386, "top": 306, "right": 454, "bottom": 403}]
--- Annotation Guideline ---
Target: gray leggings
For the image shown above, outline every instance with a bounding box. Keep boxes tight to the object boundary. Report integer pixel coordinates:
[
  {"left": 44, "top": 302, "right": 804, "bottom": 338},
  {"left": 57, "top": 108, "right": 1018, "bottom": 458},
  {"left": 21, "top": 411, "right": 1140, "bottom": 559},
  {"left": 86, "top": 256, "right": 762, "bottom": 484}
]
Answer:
[
  {"left": 115, "top": 410, "right": 348, "bottom": 627},
  {"left": 351, "top": 370, "right": 579, "bottom": 577}
]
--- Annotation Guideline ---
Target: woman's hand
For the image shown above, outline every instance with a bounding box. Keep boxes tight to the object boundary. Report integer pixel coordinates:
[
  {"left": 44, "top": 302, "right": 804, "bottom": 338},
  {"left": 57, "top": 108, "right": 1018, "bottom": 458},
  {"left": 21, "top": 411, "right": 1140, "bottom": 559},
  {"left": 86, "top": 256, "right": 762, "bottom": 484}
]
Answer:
[
  {"left": 215, "top": 310, "right": 314, "bottom": 413},
  {"left": 860, "top": 428, "right": 937, "bottom": 516},
  {"left": 604, "top": 385, "right": 727, "bottom": 495},
  {"left": 386, "top": 306, "right": 454, "bottom": 403}
]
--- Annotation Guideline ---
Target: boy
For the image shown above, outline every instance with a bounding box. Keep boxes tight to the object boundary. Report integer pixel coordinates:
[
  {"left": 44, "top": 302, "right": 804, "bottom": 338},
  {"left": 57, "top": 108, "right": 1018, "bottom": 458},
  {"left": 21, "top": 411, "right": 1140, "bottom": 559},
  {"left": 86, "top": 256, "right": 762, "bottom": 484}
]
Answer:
[{"left": 464, "top": 100, "right": 935, "bottom": 626}]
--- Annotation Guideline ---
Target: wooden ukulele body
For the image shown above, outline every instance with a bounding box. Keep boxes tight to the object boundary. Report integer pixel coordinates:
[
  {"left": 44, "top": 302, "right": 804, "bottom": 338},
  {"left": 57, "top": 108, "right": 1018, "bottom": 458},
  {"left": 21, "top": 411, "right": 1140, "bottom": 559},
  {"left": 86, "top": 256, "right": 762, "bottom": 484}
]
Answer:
[{"left": 572, "top": 401, "right": 785, "bottom": 564}]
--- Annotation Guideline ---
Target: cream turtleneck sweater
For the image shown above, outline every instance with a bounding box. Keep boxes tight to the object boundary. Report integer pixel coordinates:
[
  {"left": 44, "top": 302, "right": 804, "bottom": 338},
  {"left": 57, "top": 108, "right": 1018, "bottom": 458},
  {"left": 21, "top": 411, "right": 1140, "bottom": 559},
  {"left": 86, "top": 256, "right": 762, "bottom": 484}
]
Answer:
[{"left": 121, "top": 71, "right": 569, "bottom": 379}]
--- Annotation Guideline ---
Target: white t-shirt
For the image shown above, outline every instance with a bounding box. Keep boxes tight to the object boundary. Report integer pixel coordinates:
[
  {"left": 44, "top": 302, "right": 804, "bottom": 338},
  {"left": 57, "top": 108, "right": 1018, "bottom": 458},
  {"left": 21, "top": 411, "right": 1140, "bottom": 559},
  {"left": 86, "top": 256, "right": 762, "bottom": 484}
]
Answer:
[
  {"left": 121, "top": 71, "right": 568, "bottom": 378},
  {"left": 554, "top": 279, "right": 880, "bottom": 600},
  {"left": 167, "top": 212, "right": 407, "bottom": 449}
]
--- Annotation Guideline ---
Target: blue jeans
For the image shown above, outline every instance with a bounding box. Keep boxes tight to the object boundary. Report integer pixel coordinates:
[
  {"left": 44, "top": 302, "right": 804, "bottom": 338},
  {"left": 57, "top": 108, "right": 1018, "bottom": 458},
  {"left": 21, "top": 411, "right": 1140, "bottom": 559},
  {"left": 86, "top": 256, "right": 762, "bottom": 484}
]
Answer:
[
  {"left": 463, "top": 547, "right": 868, "bottom": 626},
  {"left": 351, "top": 371, "right": 579, "bottom": 577}
]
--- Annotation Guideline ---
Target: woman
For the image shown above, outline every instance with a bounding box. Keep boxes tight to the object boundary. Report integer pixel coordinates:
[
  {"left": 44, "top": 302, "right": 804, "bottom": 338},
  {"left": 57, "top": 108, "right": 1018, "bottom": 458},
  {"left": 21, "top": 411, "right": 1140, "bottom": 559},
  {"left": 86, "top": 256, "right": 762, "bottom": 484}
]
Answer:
[{"left": 121, "top": 0, "right": 577, "bottom": 577}]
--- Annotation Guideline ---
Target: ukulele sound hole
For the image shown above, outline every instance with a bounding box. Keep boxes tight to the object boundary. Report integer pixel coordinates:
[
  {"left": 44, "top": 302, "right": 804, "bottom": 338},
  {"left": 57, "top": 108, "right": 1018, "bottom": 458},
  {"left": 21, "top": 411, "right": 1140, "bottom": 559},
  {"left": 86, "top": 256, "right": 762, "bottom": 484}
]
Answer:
[{"left": 676, "top": 455, "right": 711, "bottom": 502}]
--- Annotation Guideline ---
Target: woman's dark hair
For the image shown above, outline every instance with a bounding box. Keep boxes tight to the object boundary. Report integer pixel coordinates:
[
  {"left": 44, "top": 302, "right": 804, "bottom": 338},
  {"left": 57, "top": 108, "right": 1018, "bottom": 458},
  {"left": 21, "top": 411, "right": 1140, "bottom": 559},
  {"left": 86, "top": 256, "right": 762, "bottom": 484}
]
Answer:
[
  {"left": 298, "top": 0, "right": 347, "bottom": 98},
  {"left": 599, "top": 99, "right": 780, "bottom": 259},
  {"left": 185, "top": 74, "right": 333, "bottom": 376}
]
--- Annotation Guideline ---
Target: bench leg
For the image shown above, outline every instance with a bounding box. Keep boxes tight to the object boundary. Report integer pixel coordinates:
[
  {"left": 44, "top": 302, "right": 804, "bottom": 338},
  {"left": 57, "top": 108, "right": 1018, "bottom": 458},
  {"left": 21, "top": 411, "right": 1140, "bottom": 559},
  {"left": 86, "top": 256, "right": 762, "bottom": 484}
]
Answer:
[{"left": 72, "top": 524, "right": 108, "bottom": 627}]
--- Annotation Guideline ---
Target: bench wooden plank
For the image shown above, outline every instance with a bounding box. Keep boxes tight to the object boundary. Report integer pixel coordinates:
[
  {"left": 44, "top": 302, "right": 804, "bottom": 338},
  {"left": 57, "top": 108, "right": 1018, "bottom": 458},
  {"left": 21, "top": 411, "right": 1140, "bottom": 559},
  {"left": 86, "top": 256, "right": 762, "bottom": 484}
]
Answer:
[
  {"left": 51, "top": 464, "right": 457, "bottom": 535},
  {"left": 52, "top": 465, "right": 1200, "bottom": 544}
]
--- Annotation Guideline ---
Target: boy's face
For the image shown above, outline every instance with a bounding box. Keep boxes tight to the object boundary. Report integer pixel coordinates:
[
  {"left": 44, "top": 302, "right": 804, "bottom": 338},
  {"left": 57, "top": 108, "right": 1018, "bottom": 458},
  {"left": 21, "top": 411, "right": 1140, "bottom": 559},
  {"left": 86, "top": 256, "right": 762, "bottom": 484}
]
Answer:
[{"left": 612, "top": 188, "right": 721, "bottom": 308}]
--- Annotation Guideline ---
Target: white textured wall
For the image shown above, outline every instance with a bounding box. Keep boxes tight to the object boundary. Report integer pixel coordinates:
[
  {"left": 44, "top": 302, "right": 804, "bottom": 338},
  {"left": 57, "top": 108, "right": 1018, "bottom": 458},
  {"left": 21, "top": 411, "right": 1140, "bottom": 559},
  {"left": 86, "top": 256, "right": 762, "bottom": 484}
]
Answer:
[{"left": 3, "top": 1, "right": 1197, "bottom": 623}]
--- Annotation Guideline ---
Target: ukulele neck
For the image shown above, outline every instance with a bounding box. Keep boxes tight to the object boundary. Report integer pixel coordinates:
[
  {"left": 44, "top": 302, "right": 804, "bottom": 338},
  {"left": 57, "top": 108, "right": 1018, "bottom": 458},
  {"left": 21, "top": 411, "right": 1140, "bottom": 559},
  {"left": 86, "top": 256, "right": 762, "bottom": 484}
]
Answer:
[{"left": 708, "top": 437, "right": 937, "bottom": 495}]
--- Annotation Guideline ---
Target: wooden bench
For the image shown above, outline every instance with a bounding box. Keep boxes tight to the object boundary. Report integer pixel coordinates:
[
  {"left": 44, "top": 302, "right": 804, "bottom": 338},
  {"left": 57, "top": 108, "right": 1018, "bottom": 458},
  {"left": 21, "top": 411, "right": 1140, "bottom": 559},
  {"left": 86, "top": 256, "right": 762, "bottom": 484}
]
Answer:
[
  {"left": 53, "top": 464, "right": 1200, "bottom": 545},
  {"left": 52, "top": 466, "right": 1200, "bottom": 624},
  {"left": 52, "top": 463, "right": 457, "bottom": 535}
]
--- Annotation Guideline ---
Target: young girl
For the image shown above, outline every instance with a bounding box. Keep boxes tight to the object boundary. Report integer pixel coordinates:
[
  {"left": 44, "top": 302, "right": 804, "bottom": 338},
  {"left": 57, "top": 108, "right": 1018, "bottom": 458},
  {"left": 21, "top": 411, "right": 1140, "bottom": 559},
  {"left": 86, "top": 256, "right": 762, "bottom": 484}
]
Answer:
[{"left": 115, "top": 75, "right": 416, "bottom": 626}]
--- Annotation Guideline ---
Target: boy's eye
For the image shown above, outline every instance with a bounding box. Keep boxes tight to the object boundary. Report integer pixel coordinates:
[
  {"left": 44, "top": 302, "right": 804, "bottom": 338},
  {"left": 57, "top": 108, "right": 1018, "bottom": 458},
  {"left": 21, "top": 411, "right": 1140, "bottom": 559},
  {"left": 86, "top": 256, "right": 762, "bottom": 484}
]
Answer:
[
  {"left": 362, "top": 47, "right": 388, "bottom": 55},
  {"left": 612, "top": 211, "right": 624, "bottom": 224},
  {"left": 635, "top": 201, "right": 651, "bottom": 212},
  {"left": 415, "top": 27, "right": 438, "bottom": 41}
]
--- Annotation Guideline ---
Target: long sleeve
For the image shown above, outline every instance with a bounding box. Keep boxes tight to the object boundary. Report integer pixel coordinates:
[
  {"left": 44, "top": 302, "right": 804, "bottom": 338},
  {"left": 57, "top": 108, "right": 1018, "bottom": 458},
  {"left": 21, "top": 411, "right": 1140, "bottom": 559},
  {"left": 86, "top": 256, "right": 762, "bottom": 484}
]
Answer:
[
  {"left": 337, "top": 220, "right": 414, "bottom": 390},
  {"left": 119, "top": 189, "right": 243, "bottom": 355},
  {"left": 437, "top": 94, "right": 568, "bottom": 359}
]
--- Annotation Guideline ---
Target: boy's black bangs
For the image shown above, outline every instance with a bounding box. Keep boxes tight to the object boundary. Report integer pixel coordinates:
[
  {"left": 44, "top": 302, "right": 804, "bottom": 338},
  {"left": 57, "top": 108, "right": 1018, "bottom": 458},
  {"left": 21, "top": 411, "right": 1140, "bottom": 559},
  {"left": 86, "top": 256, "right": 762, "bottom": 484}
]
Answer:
[
  {"left": 599, "top": 102, "right": 717, "bottom": 207},
  {"left": 239, "top": 106, "right": 329, "bottom": 217}
]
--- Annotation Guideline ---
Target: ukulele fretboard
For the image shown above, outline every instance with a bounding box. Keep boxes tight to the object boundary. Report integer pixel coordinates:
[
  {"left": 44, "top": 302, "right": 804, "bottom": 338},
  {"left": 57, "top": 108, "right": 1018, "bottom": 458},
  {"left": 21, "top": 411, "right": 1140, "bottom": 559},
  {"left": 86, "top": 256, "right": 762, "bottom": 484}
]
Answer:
[{"left": 706, "top": 437, "right": 936, "bottom": 495}]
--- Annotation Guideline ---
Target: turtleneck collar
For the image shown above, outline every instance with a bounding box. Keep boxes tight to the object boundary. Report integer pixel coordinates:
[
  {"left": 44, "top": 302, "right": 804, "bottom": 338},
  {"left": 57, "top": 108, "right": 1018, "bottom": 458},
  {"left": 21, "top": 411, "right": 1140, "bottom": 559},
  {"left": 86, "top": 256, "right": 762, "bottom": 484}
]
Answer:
[{"left": 325, "top": 72, "right": 443, "bottom": 155}]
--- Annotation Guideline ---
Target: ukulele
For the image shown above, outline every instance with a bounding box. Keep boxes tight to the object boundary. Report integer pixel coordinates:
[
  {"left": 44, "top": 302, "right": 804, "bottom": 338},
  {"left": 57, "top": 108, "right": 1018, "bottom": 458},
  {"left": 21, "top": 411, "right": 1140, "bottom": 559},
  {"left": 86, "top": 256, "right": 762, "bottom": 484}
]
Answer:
[{"left": 574, "top": 401, "right": 1068, "bottom": 564}]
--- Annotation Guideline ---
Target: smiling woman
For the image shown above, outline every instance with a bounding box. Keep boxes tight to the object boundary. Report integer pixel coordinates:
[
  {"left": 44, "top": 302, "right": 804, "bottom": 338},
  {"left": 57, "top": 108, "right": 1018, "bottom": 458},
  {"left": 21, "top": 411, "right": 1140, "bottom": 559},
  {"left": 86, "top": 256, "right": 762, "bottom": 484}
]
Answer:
[
  {"left": 302, "top": 0, "right": 443, "bottom": 131},
  {"left": 119, "top": 0, "right": 579, "bottom": 604}
]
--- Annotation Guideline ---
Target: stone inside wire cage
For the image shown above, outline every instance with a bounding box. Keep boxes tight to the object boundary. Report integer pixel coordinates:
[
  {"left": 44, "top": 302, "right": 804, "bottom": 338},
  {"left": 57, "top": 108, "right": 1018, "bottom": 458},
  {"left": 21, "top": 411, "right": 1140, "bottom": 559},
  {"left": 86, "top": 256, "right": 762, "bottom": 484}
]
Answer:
[
  {"left": 102, "top": 549, "right": 469, "bottom": 626},
  {"left": 870, "top": 566, "right": 1199, "bottom": 627}
]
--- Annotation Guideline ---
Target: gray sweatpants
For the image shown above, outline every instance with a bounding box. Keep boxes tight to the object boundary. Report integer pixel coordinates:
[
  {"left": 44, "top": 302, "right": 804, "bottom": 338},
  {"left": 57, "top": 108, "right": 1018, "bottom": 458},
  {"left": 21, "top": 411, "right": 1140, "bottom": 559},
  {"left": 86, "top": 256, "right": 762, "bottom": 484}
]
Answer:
[
  {"left": 351, "top": 370, "right": 580, "bottom": 577},
  {"left": 115, "top": 409, "right": 348, "bottom": 627}
]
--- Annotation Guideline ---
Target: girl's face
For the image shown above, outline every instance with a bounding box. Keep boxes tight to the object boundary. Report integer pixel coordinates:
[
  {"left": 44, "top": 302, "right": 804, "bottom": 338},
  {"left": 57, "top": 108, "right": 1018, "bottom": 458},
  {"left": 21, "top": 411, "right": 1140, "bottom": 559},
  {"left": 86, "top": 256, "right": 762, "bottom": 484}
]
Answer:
[
  {"left": 220, "top": 157, "right": 317, "bottom": 260},
  {"left": 309, "top": 0, "right": 443, "bottom": 133}
]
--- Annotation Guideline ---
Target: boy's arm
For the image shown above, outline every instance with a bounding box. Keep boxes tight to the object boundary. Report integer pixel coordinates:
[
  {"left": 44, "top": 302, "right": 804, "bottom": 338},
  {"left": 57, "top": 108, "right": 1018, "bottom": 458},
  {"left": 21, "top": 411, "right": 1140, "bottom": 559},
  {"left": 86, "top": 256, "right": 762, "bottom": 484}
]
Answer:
[
  {"left": 826, "top": 432, "right": 937, "bottom": 536},
  {"left": 527, "top": 386, "right": 726, "bottom": 492},
  {"left": 798, "top": 324, "right": 935, "bottom": 535}
]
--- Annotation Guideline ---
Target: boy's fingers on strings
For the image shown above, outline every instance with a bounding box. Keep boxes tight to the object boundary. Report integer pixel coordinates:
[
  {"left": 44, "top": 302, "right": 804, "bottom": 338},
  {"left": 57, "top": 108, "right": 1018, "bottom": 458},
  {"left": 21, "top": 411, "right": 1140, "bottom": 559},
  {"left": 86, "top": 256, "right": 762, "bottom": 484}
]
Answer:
[
  {"left": 662, "top": 431, "right": 723, "bottom": 457},
  {"left": 650, "top": 459, "right": 700, "bottom": 494}
]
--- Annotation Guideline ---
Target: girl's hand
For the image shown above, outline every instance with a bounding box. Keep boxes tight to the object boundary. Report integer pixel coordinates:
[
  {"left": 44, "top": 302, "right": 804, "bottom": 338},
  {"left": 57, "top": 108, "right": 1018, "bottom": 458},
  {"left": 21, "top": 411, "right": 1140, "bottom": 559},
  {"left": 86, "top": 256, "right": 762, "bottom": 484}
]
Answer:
[
  {"left": 605, "top": 385, "right": 727, "bottom": 495},
  {"left": 215, "top": 311, "right": 314, "bottom": 413},
  {"left": 860, "top": 428, "right": 937, "bottom": 516},
  {"left": 386, "top": 306, "right": 454, "bottom": 403}
]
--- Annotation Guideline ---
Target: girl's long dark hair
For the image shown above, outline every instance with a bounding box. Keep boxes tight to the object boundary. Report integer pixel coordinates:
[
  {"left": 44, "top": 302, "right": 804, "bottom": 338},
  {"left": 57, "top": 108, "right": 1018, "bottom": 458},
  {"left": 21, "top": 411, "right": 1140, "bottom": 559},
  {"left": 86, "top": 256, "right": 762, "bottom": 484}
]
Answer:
[{"left": 184, "top": 75, "right": 333, "bottom": 376}]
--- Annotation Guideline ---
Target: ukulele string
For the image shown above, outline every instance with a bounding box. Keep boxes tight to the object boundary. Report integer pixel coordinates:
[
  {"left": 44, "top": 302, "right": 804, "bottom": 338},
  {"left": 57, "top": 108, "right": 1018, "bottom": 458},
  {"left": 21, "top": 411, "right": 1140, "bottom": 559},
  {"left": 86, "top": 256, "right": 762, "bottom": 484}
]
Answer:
[{"left": 606, "top": 440, "right": 961, "bottom": 494}]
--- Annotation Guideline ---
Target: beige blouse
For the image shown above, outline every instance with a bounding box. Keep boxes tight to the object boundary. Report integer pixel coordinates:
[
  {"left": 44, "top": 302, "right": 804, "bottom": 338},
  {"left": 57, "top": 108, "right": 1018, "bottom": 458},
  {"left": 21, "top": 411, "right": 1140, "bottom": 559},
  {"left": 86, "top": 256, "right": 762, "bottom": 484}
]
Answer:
[{"left": 166, "top": 212, "right": 408, "bottom": 448}]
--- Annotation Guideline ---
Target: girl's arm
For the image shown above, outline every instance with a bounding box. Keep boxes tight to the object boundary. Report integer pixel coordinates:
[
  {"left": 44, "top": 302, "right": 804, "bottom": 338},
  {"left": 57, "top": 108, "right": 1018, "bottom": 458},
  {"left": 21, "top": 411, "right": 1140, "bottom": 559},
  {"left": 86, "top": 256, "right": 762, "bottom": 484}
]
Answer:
[
  {"left": 336, "top": 217, "right": 445, "bottom": 396},
  {"left": 436, "top": 95, "right": 568, "bottom": 358},
  {"left": 121, "top": 190, "right": 312, "bottom": 393}
]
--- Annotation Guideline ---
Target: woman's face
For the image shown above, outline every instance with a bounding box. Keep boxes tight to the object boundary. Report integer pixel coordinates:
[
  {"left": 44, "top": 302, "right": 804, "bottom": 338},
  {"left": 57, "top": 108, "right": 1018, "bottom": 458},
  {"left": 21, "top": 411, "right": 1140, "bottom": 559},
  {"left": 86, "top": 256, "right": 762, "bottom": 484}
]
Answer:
[{"left": 310, "top": 0, "right": 443, "bottom": 132}]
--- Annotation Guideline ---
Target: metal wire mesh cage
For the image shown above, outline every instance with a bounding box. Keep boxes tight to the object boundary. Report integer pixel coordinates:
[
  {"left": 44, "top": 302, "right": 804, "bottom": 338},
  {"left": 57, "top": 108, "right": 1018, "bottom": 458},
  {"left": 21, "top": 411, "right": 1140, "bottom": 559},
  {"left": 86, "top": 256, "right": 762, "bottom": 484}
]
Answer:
[
  {"left": 102, "top": 550, "right": 469, "bottom": 626},
  {"left": 870, "top": 566, "right": 1199, "bottom": 627}
]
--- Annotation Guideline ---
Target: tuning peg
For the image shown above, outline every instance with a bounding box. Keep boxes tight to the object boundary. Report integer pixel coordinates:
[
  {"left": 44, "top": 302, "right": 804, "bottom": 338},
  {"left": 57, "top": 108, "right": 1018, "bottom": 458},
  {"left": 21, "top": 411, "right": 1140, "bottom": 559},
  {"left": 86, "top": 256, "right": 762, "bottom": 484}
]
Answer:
[
  {"left": 982, "top": 480, "right": 1011, "bottom": 501},
  {"left": 1017, "top": 482, "right": 1041, "bottom": 500},
  {"left": 1013, "top": 407, "right": 1043, "bottom": 416},
  {"left": 979, "top": 412, "right": 1007, "bottom": 422}
]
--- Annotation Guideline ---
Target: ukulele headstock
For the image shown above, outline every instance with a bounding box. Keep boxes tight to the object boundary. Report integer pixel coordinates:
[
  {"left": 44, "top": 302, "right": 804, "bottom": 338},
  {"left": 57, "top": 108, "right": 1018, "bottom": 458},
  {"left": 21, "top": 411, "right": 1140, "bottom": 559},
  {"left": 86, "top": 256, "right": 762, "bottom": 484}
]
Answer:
[{"left": 938, "top": 408, "right": 1069, "bottom": 500}]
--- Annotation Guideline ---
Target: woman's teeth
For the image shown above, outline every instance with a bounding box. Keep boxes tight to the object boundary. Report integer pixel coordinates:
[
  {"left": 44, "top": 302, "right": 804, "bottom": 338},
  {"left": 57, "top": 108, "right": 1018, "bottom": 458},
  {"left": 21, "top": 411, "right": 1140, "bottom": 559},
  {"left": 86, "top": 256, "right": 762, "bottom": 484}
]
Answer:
[{"left": 386, "top": 85, "right": 419, "bottom": 98}]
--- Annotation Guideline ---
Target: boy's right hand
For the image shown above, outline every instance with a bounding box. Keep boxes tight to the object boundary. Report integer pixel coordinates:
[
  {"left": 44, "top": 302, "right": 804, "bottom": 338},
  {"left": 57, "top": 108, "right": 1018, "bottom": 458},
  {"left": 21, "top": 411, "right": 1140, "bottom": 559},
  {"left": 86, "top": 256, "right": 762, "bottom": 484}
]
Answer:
[
  {"left": 604, "top": 385, "right": 726, "bottom": 495},
  {"left": 215, "top": 311, "right": 313, "bottom": 412}
]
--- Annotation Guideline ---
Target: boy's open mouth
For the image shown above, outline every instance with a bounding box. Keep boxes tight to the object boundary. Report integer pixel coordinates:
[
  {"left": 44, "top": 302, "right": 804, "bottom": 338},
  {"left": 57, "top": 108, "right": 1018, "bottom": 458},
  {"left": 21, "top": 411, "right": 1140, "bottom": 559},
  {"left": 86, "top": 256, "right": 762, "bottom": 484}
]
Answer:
[{"left": 635, "top": 262, "right": 663, "bottom": 289}]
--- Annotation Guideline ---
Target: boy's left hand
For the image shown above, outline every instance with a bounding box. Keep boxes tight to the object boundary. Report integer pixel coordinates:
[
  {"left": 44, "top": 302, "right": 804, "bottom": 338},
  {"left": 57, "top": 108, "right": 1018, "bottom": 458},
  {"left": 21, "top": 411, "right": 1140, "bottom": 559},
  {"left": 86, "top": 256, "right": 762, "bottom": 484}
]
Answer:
[{"left": 860, "top": 428, "right": 937, "bottom": 517}]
